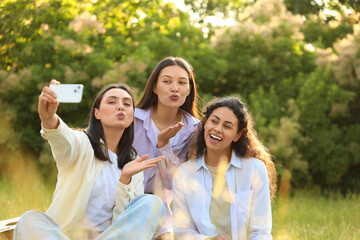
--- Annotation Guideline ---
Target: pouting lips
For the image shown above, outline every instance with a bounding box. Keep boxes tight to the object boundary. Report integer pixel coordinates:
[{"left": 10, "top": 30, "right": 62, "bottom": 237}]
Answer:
[
  {"left": 117, "top": 113, "right": 125, "bottom": 119},
  {"left": 170, "top": 95, "right": 179, "bottom": 100},
  {"left": 210, "top": 134, "right": 222, "bottom": 141}
]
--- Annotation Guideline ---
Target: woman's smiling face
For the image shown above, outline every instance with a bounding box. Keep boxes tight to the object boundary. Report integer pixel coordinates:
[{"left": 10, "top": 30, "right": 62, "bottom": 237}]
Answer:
[{"left": 203, "top": 106, "right": 242, "bottom": 154}]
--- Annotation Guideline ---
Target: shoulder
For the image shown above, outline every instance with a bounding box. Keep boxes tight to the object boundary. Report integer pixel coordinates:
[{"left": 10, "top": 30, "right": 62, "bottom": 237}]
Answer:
[
  {"left": 134, "top": 108, "right": 150, "bottom": 120},
  {"left": 181, "top": 110, "right": 200, "bottom": 126},
  {"left": 175, "top": 158, "right": 197, "bottom": 177},
  {"left": 240, "top": 157, "right": 269, "bottom": 181}
]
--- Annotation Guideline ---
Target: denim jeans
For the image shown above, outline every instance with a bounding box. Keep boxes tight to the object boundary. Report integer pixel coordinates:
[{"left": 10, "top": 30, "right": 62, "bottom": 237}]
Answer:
[{"left": 14, "top": 194, "right": 166, "bottom": 240}]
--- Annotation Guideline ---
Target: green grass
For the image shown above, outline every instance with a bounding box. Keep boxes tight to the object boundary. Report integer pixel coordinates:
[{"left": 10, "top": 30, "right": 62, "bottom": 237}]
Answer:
[
  {"left": 0, "top": 178, "right": 53, "bottom": 220},
  {"left": 1, "top": 179, "right": 359, "bottom": 240},
  {"left": 272, "top": 190, "right": 360, "bottom": 240}
]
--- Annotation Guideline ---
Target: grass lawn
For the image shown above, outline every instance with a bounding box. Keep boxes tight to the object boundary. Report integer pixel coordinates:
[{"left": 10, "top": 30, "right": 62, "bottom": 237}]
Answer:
[
  {"left": 272, "top": 190, "right": 360, "bottom": 240},
  {"left": 1, "top": 178, "right": 359, "bottom": 239}
]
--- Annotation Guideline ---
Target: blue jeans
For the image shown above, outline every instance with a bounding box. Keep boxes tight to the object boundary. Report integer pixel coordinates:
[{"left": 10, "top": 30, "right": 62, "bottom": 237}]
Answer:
[{"left": 14, "top": 194, "right": 166, "bottom": 240}]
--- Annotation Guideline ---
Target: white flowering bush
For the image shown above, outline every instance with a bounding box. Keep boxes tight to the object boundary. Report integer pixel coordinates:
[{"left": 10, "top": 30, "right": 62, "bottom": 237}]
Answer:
[{"left": 210, "top": 0, "right": 360, "bottom": 190}]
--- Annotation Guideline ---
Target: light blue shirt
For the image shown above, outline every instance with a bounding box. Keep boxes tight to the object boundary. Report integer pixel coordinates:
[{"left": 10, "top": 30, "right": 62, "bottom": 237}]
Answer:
[
  {"left": 173, "top": 151, "right": 272, "bottom": 240},
  {"left": 133, "top": 108, "right": 199, "bottom": 236}
]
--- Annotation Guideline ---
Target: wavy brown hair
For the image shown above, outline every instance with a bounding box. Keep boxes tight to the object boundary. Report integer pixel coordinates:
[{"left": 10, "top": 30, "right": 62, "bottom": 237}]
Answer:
[
  {"left": 136, "top": 56, "right": 199, "bottom": 119},
  {"left": 192, "top": 96, "right": 277, "bottom": 200}
]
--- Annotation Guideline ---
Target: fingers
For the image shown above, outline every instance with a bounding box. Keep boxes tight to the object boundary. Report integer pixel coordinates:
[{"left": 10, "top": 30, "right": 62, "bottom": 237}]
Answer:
[
  {"left": 39, "top": 87, "right": 58, "bottom": 103},
  {"left": 146, "top": 156, "right": 165, "bottom": 165},
  {"left": 160, "top": 122, "right": 184, "bottom": 138},
  {"left": 137, "top": 154, "right": 149, "bottom": 162},
  {"left": 139, "top": 156, "right": 165, "bottom": 171},
  {"left": 40, "top": 79, "right": 60, "bottom": 104},
  {"left": 50, "top": 79, "right": 60, "bottom": 85}
]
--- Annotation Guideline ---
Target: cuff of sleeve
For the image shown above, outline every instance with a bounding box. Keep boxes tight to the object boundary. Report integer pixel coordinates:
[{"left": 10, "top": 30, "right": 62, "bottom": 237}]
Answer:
[
  {"left": 40, "top": 117, "right": 64, "bottom": 137},
  {"left": 158, "top": 143, "right": 178, "bottom": 165},
  {"left": 117, "top": 178, "right": 134, "bottom": 195}
]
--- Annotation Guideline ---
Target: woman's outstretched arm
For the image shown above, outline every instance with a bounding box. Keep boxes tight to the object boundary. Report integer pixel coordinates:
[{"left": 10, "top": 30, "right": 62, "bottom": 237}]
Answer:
[{"left": 38, "top": 79, "right": 60, "bottom": 129}]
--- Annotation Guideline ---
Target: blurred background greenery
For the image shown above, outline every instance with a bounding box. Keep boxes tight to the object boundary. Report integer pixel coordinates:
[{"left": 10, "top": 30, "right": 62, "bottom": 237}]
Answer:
[{"left": 0, "top": 0, "right": 359, "bottom": 238}]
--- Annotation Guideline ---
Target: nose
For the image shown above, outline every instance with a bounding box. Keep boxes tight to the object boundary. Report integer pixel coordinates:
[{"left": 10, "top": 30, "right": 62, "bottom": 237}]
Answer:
[
  {"left": 213, "top": 124, "right": 222, "bottom": 133},
  {"left": 170, "top": 82, "right": 179, "bottom": 92},
  {"left": 117, "top": 103, "right": 124, "bottom": 111}
]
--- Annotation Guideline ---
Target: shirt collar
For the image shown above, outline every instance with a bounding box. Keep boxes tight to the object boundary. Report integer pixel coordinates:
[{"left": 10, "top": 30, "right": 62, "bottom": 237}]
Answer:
[
  {"left": 195, "top": 150, "right": 242, "bottom": 171},
  {"left": 134, "top": 108, "right": 151, "bottom": 121},
  {"left": 229, "top": 150, "right": 242, "bottom": 169}
]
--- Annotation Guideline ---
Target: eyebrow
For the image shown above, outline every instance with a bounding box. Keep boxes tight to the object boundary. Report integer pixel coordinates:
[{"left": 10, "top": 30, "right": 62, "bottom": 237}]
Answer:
[
  {"left": 161, "top": 74, "right": 189, "bottom": 80},
  {"left": 212, "top": 114, "right": 234, "bottom": 125},
  {"left": 106, "top": 96, "right": 132, "bottom": 101}
]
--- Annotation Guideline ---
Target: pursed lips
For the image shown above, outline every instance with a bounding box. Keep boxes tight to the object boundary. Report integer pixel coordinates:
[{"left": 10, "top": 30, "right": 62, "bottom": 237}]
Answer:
[
  {"left": 170, "top": 94, "right": 179, "bottom": 100},
  {"left": 117, "top": 112, "right": 125, "bottom": 119}
]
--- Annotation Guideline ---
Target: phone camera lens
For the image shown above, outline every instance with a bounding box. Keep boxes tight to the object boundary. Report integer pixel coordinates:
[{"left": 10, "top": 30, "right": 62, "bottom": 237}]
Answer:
[{"left": 74, "top": 89, "right": 77, "bottom": 93}]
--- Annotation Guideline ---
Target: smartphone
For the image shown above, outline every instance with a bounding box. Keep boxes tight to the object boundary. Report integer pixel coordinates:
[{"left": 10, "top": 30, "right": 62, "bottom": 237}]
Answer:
[{"left": 49, "top": 84, "right": 84, "bottom": 103}]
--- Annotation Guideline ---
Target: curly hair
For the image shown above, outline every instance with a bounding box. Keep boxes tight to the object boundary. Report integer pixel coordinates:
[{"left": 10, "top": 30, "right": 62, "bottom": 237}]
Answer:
[{"left": 192, "top": 96, "right": 277, "bottom": 200}]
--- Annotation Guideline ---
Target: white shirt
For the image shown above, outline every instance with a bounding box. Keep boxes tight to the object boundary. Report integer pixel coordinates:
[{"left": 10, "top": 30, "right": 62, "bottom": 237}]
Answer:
[
  {"left": 172, "top": 151, "right": 272, "bottom": 240},
  {"left": 81, "top": 150, "right": 122, "bottom": 232}
]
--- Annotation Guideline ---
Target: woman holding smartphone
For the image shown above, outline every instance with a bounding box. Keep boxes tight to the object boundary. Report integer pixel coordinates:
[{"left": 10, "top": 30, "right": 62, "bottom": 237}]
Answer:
[
  {"left": 133, "top": 57, "right": 200, "bottom": 239},
  {"left": 14, "top": 80, "right": 166, "bottom": 239},
  {"left": 172, "top": 97, "right": 277, "bottom": 240}
]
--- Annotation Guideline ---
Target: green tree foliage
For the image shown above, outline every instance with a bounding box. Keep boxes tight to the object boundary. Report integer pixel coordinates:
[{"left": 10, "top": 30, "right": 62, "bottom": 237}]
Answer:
[
  {"left": 210, "top": 0, "right": 360, "bottom": 191},
  {"left": 0, "top": 0, "right": 359, "bottom": 192},
  {"left": 0, "top": 0, "right": 207, "bottom": 180}
]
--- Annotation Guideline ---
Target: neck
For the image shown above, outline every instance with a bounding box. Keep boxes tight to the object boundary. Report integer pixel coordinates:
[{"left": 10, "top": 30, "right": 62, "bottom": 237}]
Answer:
[
  {"left": 205, "top": 148, "right": 232, "bottom": 167},
  {"left": 103, "top": 127, "right": 124, "bottom": 153},
  {"left": 151, "top": 105, "right": 181, "bottom": 131}
]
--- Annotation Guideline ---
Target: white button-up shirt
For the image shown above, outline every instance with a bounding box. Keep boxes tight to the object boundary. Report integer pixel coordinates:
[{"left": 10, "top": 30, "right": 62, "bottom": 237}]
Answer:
[
  {"left": 172, "top": 151, "right": 272, "bottom": 240},
  {"left": 81, "top": 150, "right": 121, "bottom": 233}
]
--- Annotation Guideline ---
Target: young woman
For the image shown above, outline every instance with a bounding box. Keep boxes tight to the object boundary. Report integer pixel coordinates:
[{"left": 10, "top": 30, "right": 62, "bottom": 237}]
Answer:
[
  {"left": 172, "top": 97, "right": 277, "bottom": 240},
  {"left": 133, "top": 57, "right": 200, "bottom": 239},
  {"left": 14, "top": 80, "right": 166, "bottom": 239}
]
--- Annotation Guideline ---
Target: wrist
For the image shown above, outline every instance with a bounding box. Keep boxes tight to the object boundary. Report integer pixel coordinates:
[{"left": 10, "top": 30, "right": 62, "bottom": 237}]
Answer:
[
  {"left": 119, "top": 174, "right": 131, "bottom": 185},
  {"left": 157, "top": 139, "right": 169, "bottom": 148},
  {"left": 42, "top": 115, "right": 59, "bottom": 129}
]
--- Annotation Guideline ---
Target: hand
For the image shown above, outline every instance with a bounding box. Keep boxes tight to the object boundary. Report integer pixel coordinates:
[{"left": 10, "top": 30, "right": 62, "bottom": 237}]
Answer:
[
  {"left": 157, "top": 122, "right": 184, "bottom": 148},
  {"left": 120, "top": 154, "right": 165, "bottom": 185},
  {"left": 210, "top": 235, "right": 231, "bottom": 240},
  {"left": 38, "top": 79, "right": 60, "bottom": 129}
]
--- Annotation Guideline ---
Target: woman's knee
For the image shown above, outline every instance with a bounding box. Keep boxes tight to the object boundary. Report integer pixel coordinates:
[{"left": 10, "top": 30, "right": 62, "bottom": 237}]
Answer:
[
  {"left": 134, "top": 194, "right": 166, "bottom": 218},
  {"left": 16, "top": 210, "right": 45, "bottom": 228}
]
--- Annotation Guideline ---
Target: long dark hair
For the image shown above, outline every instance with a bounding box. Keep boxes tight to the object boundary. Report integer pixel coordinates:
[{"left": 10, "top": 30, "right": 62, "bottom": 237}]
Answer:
[
  {"left": 136, "top": 56, "right": 199, "bottom": 119},
  {"left": 193, "top": 96, "right": 277, "bottom": 200},
  {"left": 86, "top": 83, "right": 137, "bottom": 169}
]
